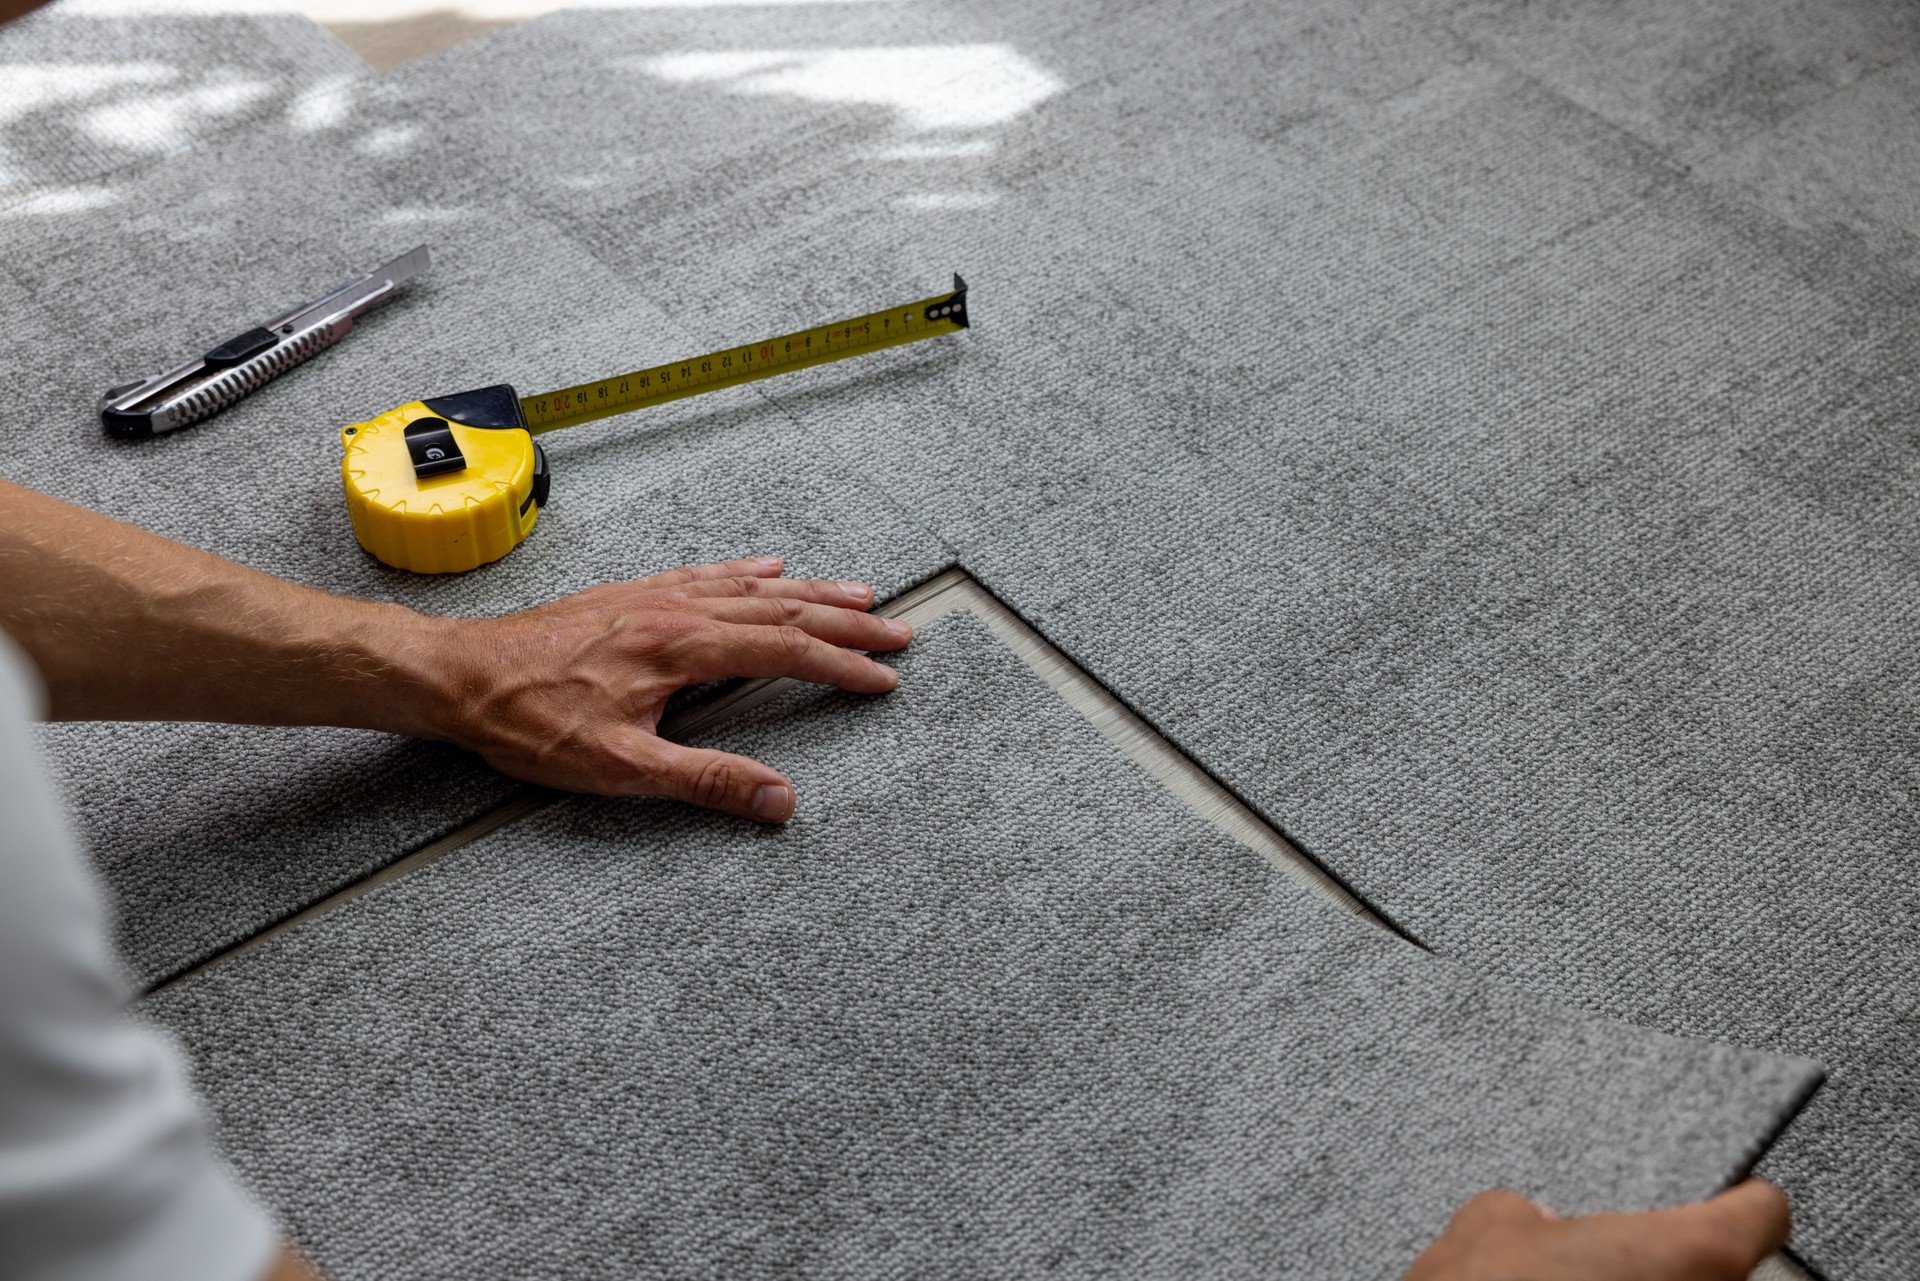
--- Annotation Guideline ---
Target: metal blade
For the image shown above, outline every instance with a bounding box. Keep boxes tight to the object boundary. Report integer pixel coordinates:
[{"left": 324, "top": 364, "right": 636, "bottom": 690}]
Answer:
[{"left": 271, "top": 244, "right": 431, "bottom": 333}]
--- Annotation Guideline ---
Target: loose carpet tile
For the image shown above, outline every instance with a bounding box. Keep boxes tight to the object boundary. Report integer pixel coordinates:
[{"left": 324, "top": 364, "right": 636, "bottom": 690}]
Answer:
[
  {"left": 0, "top": 121, "right": 949, "bottom": 986},
  {"left": 139, "top": 616, "right": 1823, "bottom": 1281},
  {"left": 320, "top": 3, "right": 1920, "bottom": 1274}
]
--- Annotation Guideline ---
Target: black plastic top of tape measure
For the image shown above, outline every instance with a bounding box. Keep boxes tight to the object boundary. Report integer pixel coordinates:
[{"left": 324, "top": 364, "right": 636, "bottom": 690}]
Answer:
[
  {"left": 417, "top": 384, "right": 549, "bottom": 510},
  {"left": 424, "top": 384, "right": 526, "bottom": 429}
]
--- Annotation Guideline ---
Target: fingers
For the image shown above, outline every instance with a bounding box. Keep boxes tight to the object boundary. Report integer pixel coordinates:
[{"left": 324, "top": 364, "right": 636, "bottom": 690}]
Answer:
[
  {"left": 676, "top": 574, "right": 875, "bottom": 610},
  {"left": 675, "top": 620, "right": 901, "bottom": 692},
  {"left": 1565, "top": 1180, "right": 1789, "bottom": 1281},
  {"left": 635, "top": 739, "right": 797, "bottom": 822},
  {"left": 1652, "top": 1179, "right": 1792, "bottom": 1275},
  {"left": 634, "top": 556, "right": 786, "bottom": 592},
  {"left": 1403, "top": 1189, "right": 1553, "bottom": 1281},
  {"left": 1701, "top": 1179, "right": 1792, "bottom": 1252},
  {"left": 624, "top": 557, "right": 877, "bottom": 611},
  {"left": 684, "top": 598, "right": 912, "bottom": 653},
  {"left": 1408, "top": 1183, "right": 1787, "bottom": 1281}
]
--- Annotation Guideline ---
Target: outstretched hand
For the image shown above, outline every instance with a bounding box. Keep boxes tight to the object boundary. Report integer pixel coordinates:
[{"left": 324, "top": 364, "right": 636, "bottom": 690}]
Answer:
[
  {"left": 0, "top": 481, "right": 908, "bottom": 822},
  {"left": 1406, "top": 1179, "right": 1791, "bottom": 1281},
  {"left": 431, "top": 556, "right": 910, "bottom": 821}
]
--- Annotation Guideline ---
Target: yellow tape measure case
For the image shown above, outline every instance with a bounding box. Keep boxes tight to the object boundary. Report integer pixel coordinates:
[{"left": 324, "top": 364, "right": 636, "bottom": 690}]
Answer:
[{"left": 339, "top": 384, "right": 550, "bottom": 574}]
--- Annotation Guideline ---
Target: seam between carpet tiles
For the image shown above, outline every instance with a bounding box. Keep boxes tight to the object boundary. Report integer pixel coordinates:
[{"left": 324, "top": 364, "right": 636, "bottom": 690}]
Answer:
[
  {"left": 140, "top": 565, "right": 959, "bottom": 997},
  {"left": 145, "top": 564, "right": 1396, "bottom": 994},
  {"left": 146, "top": 788, "right": 555, "bottom": 994},
  {"left": 1726, "top": 1069, "right": 1831, "bottom": 1281},
  {"left": 1422, "top": 9, "right": 1770, "bottom": 170}
]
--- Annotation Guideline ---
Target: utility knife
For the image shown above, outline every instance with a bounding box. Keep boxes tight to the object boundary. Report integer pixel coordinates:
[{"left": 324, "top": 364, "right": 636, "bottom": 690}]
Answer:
[{"left": 99, "top": 245, "right": 430, "bottom": 438}]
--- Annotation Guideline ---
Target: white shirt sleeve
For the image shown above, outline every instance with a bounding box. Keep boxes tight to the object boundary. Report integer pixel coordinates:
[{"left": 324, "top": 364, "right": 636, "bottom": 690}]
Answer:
[{"left": 0, "top": 636, "right": 277, "bottom": 1281}]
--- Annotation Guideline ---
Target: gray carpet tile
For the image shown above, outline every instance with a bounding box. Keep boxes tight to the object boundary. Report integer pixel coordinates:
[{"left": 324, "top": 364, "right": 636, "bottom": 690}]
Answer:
[
  {"left": 327, "top": 3, "right": 1920, "bottom": 1273},
  {"left": 1700, "top": 54, "right": 1920, "bottom": 281},
  {"left": 0, "top": 123, "right": 949, "bottom": 986},
  {"left": 1433, "top": 0, "right": 1920, "bottom": 166},
  {"left": 0, "top": 0, "right": 364, "bottom": 213},
  {"left": 138, "top": 615, "right": 1822, "bottom": 1281}
]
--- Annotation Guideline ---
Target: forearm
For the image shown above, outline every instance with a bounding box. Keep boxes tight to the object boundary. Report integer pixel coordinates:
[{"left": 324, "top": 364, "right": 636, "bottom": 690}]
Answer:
[{"left": 0, "top": 478, "right": 448, "bottom": 733}]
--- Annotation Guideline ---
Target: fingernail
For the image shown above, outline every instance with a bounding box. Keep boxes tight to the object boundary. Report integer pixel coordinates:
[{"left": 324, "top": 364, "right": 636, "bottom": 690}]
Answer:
[
  {"left": 882, "top": 664, "right": 900, "bottom": 690},
  {"left": 836, "top": 580, "right": 872, "bottom": 601},
  {"left": 752, "top": 784, "right": 793, "bottom": 822},
  {"left": 750, "top": 557, "right": 783, "bottom": 572},
  {"left": 884, "top": 618, "right": 912, "bottom": 641}
]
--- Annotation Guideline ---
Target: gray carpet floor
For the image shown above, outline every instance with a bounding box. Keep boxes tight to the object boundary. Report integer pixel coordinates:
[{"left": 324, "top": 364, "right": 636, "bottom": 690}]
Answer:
[
  {"left": 139, "top": 615, "right": 1821, "bottom": 1281},
  {"left": 3, "top": 0, "right": 1916, "bottom": 1274},
  {"left": 295, "top": 8, "right": 1916, "bottom": 1268}
]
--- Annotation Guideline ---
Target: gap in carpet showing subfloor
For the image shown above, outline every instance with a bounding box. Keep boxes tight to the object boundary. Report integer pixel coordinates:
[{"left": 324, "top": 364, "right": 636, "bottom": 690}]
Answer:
[{"left": 146, "top": 567, "right": 1392, "bottom": 995}]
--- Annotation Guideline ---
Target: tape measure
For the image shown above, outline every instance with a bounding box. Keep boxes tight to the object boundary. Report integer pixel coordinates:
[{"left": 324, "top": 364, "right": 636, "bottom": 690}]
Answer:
[{"left": 340, "top": 275, "right": 969, "bottom": 573}]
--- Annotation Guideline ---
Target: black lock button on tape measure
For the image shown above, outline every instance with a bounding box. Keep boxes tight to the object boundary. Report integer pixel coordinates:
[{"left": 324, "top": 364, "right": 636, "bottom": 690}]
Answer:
[{"left": 340, "top": 275, "right": 969, "bottom": 574}]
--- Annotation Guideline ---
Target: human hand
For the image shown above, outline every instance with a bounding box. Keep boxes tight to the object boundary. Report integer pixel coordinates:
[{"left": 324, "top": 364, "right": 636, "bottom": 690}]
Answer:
[
  {"left": 427, "top": 556, "right": 909, "bottom": 820},
  {"left": 1405, "top": 1179, "right": 1791, "bottom": 1281}
]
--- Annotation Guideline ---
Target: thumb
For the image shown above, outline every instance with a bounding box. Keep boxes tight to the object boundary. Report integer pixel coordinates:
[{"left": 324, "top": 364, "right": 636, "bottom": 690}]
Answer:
[
  {"left": 636, "top": 738, "right": 797, "bottom": 823},
  {"left": 1637, "top": 1179, "right": 1792, "bottom": 1278},
  {"left": 1684, "top": 1179, "right": 1791, "bottom": 1260}
]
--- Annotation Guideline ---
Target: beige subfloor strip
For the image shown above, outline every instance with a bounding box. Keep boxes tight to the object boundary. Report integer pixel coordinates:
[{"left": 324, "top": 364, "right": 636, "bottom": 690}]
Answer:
[{"left": 314, "top": 10, "right": 520, "bottom": 73}]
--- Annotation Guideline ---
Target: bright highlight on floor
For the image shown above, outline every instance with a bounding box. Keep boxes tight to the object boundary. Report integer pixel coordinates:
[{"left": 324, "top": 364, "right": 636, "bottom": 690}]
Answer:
[{"left": 637, "top": 45, "right": 1063, "bottom": 132}]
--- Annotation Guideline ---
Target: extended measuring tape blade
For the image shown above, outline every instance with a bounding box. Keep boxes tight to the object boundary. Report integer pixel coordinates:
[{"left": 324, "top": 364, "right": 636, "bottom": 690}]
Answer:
[
  {"left": 519, "top": 274, "right": 969, "bottom": 435},
  {"left": 340, "top": 274, "right": 971, "bottom": 575}
]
